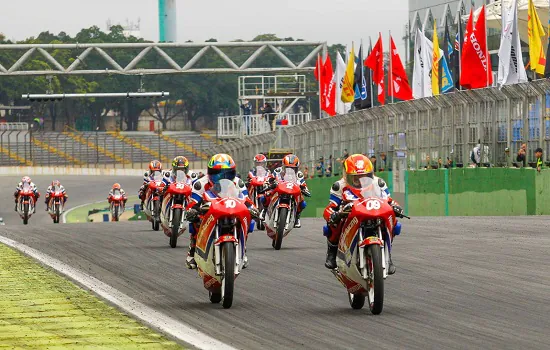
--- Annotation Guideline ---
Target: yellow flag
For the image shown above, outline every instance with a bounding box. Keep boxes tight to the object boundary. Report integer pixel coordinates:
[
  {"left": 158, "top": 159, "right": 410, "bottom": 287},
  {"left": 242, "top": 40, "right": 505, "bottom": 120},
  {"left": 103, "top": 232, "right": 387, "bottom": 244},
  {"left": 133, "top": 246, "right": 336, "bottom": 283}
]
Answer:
[
  {"left": 432, "top": 20, "right": 440, "bottom": 96},
  {"left": 528, "top": 0, "right": 546, "bottom": 74},
  {"left": 341, "top": 44, "right": 355, "bottom": 103}
]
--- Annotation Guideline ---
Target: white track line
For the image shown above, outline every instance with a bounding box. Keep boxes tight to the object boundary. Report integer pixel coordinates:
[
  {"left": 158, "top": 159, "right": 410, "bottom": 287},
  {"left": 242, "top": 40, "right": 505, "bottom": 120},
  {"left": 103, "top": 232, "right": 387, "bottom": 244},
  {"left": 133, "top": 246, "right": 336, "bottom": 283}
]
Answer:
[
  {"left": 62, "top": 201, "right": 105, "bottom": 223},
  {"left": 0, "top": 235, "right": 236, "bottom": 350}
]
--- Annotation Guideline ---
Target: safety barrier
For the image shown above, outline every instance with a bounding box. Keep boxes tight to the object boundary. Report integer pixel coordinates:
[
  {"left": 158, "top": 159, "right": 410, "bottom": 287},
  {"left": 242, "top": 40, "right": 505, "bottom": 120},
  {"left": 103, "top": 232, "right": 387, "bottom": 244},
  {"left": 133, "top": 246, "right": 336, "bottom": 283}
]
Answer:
[
  {"left": 32, "top": 138, "right": 84, "bottom": 166},
  {"left": 107, "top": 131, "right": 170, "bottom": 163},
  {"left": 0, "top": 122, "right": 29, "bottom": 131},
  {"left": 62, "top": 128, "right": 130, "bottom": 164},
  {"left": 405, "top": 167, "right": 550, "bottom": 216},
  {"left": 0, "top": 144, "right": 32, "bottom": 166},
  {"left": 159, "top": 133, "right": 209, "bottom": 160}
]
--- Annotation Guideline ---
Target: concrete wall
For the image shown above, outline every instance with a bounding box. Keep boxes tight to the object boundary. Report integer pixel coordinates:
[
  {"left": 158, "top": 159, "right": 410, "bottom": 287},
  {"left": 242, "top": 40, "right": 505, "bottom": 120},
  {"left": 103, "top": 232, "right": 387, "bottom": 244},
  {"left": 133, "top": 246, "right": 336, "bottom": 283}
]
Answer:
[{"left": 406, "top": 168, "right": 549, "bottom": 216}]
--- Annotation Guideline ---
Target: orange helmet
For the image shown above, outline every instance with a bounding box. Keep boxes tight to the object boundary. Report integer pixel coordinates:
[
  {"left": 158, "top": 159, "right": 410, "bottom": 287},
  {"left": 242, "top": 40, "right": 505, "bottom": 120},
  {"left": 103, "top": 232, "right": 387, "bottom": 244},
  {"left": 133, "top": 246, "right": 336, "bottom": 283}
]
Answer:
[
  {"left": 148, "top": 160, "right": 162, "bottom": 172},
  {"left": 254, "top": 154, "right": 267, "bottom": 168},
  {"left": 112, "top": 183, "right": 121, "bottom": 190},
  {"left": 343, "top": 154, "right": 374, "bottom": 188},
  {"left": 282, "top": 154, "right": 300, "bottom": 173}
]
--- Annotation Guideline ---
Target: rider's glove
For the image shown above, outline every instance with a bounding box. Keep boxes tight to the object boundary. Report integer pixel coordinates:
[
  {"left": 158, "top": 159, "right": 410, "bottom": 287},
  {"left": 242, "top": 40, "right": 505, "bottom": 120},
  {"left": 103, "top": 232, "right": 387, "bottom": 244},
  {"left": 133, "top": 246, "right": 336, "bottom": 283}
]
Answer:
[
  {"left": 248, "top": 206, "right": 260, "bottom": 219},
  {"left": 392, "top": 204, "right": 404, "bottom": 218},
  {"left": 328, "top": 212, "right": 343, "bottom": 225},
  {"left": 186, "top": 208, "right": 199, "bottom": 222},
  {"left": 301, "top": 188, "right": 311, "bottom": 197}
]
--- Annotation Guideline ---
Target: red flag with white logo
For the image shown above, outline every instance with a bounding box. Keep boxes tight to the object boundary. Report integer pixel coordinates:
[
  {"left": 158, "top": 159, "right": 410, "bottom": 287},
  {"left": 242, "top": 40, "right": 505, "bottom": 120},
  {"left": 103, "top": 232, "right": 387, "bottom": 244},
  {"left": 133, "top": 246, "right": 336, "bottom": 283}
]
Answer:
[
  {"left": 365, "top": 33, "right": 385, "bottom": 105},
  {"left": 390, "top": 36, "right": 413, "bottom": 100},
  {"left": 460, "top": 6, "right": 493, "bottom": 89},
  {"left": 321, "top": 55, "right": 336, "bottom": 116}
]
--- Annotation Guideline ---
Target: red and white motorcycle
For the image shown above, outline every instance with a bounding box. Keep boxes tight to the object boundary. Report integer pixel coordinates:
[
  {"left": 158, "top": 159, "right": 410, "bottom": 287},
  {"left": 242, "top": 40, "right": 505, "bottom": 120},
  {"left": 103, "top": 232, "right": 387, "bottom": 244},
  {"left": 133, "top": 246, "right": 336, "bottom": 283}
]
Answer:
[
  {"left": 47, "top": 185, "right": 65, "bottom": 224},
  {"left": 331, "top": 177, "right": 408, "bottom": 315},
  {"left": 109, "top": 189, "right": 125, "bottom": 222},
  {"left": 194, "top": 179, "right": 250, "bottom": 309},
  {"left": 16, "top": 183, "right": 36, "bottom": 225},
  {"left": 247, "top": 165, "right": 269, "bottom": 231},
  {"left": 264, "top": 168, "right": 302, "bottom": 250},
  {"left": 161, "top": 170, "right": 192, "bottom": 248},
  {"left": 143, "top": 171, "right": 165, "bottom": 231}
]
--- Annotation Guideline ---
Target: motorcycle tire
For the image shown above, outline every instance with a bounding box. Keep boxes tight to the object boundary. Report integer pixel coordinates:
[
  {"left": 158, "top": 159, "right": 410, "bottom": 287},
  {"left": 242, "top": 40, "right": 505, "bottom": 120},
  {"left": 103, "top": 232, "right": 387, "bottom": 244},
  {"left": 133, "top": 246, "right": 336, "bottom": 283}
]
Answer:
[
  {"left": 170, "top": 208, "right": 182, "bottom": 248},
  {"left": 274, "top": 207, "right": 287, "bottom": 250},
  {"left": 113, "top": 206, "right": 119, "bottom": 222},
  {"left": 23, "top": 203, "right": 29, "bottom": 225},
  {"left": 348, "top": 293, "right": 365, "bottom": 310},
  {"left": 257, "top": 220, "right": 265, "bottom": 231},
  {"left": 222, "top": 242, "right": 235, "bottom": 309},
  {"left": 367, "top": 245, "right": 384, "bottom": 315},
  {"left": 152, "top": 201, "right": 160, "bottom": 231},
  {"left": 54, "top": 204, "right": 60, "bottom": 224}
]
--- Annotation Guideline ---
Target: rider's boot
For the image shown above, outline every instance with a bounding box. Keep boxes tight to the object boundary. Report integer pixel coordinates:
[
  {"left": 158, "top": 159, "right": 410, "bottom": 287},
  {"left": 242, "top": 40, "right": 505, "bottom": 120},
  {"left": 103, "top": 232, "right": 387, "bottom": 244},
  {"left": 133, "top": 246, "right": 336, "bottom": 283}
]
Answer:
[
  {"left": 294, "top": 212, "right": 302, "bottom": 228},
  {"left": 325, "top": 240, "right": 338, "bottom": 269},
  {"left": 388, "top": 255, "right": 396, "bottom": 275},
  {"left": 139, "top": 200, "right": 144, "bottom": 211},
  {"left": 186, "top": 237, "right": 197, "bottom": 269},
  {"left": 45, "top": 204, "right": 49, "bottom": 211},
  {"left": 259, "top": 208, "right": 266, "bottom": 221}
]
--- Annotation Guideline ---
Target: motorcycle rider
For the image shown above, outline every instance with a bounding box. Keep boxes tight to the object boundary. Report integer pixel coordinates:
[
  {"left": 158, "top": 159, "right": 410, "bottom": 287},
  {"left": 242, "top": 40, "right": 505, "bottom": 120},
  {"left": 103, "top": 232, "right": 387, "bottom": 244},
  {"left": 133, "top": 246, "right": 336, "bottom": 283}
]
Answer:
[
  {"left": 185, "top": 153, "right": 259, "bottom": 270},
  {"left": 44, "top": 180, "right": 68, "bottom": 211},
  {"left": 162, "top": 156, "right": 198, "bottom": 187},
  {"left": 108, "top": 183, "right": 128, "bottom": 206},
  {"left": 139, "top": 160, "right": 163, "bottom": 210},
  {"left": 263, "top": 154, "right": 311, "bottom": 228},
  {"left": 323, "top": 154, "right": 404, "bottom": 273},
  {"left": 14, "top": 176, "right": 40, "bottom": 212},
  {"left": 246, "top": 153, "right": 272, "bottom": 212}
]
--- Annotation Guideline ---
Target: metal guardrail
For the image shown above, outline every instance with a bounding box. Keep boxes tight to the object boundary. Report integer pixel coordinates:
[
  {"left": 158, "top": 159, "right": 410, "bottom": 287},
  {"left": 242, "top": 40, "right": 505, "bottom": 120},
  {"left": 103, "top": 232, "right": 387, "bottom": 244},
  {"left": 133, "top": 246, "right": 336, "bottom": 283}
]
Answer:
[
  {"left": 217, "top": 113, "right": 311, "bottom": 139},
  {"left": 0, "top": 122, "right": 29, "bottom": 130},
  {"left": 212, "top": 79, "right": 550, "bottom": 174}
]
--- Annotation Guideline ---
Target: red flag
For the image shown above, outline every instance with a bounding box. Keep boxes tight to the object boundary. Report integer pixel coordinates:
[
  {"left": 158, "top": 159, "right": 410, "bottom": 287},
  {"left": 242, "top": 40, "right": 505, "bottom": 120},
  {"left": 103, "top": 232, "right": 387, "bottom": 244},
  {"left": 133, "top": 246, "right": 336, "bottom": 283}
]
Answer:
[
  {"left": 460, "top": 6, "right": 492, "bottom": 89},
  {"left": 389, "top": 36, "right": 413, "bottom": 101},
  {"left": 321, "top": 55, "right": 336, "bottom": 116},
  {"left": 365, "top": 33, "right": 385, "bottom": 105}
]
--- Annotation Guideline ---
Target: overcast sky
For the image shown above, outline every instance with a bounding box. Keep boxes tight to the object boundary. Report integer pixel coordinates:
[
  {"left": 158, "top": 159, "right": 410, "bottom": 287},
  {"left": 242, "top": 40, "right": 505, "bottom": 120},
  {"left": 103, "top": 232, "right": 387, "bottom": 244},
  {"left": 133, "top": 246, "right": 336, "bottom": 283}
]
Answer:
[{"left": 0, "top": 0, "right": 408, "bottom": 54}]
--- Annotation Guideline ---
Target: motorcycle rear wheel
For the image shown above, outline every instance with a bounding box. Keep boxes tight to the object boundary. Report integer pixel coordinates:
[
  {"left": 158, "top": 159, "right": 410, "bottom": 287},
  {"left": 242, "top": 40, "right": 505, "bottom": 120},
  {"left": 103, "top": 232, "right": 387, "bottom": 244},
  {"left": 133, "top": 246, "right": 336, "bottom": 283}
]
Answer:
[
  {"left": 169, "top": 208, "right": 182, "bottom": 248},
  {"left": 274, "top": 207, "right": 287, "bottom": 250},
  {"left": 348, "top": 293, "right": 365, "bottom": 310},
  {"left": 221, "top": 242, "right": 235, "bottom": 309},
  {"left": 366, "top": 245, "right": 384, "bottom": 315}
]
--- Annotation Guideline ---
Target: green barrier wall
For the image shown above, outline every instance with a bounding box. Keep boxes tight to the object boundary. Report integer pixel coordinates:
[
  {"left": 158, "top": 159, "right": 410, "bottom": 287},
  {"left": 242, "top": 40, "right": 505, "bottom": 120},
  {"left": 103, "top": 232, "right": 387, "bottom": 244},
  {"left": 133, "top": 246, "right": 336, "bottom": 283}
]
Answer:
[
  {"left": 406, "top": 168, "right": 550, "bottom": 216},
  {"left": 302, "top": 171, "right": 392, "bottom": 218}
]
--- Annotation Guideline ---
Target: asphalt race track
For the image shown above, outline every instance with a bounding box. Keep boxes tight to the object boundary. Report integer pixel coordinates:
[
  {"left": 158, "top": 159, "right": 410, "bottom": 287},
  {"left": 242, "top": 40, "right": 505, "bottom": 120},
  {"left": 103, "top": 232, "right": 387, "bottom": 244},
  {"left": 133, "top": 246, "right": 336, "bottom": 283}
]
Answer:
[{"left": 1, "top": 176, "right": 549, "bottom": 349}]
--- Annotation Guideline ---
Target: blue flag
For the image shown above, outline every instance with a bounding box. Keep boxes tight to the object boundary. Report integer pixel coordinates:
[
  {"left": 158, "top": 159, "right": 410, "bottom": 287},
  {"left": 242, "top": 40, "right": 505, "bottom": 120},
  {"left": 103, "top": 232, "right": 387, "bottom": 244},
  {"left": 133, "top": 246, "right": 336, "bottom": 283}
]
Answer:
[{"left": 441, "top": 56, "right": 454, "bottom": 93}]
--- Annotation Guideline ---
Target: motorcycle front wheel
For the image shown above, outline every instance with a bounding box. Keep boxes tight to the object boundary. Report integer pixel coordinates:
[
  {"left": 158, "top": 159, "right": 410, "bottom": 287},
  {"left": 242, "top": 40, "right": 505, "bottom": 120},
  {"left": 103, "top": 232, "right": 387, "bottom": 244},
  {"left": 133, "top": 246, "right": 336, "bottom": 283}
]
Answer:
[
  {"left": 274, "top": 207, "right": 287, "bottom": 250},
  {"left": 152, "top": 200, "right": 160, "bottom": 231},
  {"left": 23, "top": 203, "right": 29, "bottom": 225},
  {"left": 221, "top": 242, "right": 235, "bottom": 309},
  {"left": 169, "top": 208, "right": 182, "bottom": 248},
  {"left": 366, "top": 245, "right": 384, "bottom": 315},
  {"left": 113, "top": 205, "right": 119, "bottom": 222}
]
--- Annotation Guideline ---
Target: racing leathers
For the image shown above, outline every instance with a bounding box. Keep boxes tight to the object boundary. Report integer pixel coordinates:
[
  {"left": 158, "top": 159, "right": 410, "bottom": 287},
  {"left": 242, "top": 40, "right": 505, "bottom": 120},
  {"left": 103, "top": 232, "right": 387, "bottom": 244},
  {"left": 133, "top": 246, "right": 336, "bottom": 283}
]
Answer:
[
  {"left": 246, "top": 167, "right": 273, "bottom": 214},
  {"left": 184, "top": 176, "right": 258, "bottom": 269},
  {"left": 45, "top": 184, "right": 68, "bottom": 211},
  {"left": 14, "top": 182, "right": 40, "bottom": 212},
  {"left": 138, "top": 171, "right": 163, "bottom": 208},
  {"left": 263, "top": 167, "right": 311, "bottom": 228},
  {"left": 322, "top": 176, "right": 403, "bottom": 273}
]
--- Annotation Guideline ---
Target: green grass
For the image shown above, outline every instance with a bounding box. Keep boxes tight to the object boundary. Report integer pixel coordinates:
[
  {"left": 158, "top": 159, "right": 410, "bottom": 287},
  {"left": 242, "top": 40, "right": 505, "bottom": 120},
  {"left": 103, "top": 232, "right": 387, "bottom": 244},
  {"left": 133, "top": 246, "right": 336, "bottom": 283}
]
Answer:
[
  {"left": 65, "top": 196, "right": 139, "bottom": 223},
  {"left": 0, "top": 244, "right": 183, "bottom": 348}
]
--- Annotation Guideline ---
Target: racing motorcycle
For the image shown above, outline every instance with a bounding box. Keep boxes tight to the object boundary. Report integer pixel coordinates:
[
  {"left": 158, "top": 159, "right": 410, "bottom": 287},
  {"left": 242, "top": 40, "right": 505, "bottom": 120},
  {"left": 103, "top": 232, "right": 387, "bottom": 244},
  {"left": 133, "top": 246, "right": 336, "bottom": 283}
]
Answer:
[
  {"left": 143, "top": 171, "right": 165, "bottom": 231},
  {"left": 248, "top": 165, "right": 269, "bottom": 230},
  {"left": 47, "top": 185, "right": 65, "bottom": 224},
  {"left": 264, "top": 168, "right": 302, "bottom": 250},
  {"left": 194, "top": 179, "right": 250, "bottom": 309},
  {"left": 109, "top": 189, "right": 125, "bottom": 222},
  {"left": 331, "top": 177, "right": 408, "bottom": 315},
  {"left": 16, "top": 183, "right": 36, "bottom": 225},
  {"left": 161, "top": 170, "right": 192, "bottom": 248}
]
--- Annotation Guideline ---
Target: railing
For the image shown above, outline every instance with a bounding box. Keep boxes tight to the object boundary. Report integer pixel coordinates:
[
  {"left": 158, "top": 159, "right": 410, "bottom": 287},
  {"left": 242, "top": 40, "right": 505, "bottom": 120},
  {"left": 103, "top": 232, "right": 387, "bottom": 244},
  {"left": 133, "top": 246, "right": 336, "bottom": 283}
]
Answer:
[
  {"left": 217, "top": 113, "right": 311, "bottom": 139},
  {"left": 0, "top": 122, "right": 29, "bottom": 130},
  {"left": 211, "top": 79, "right": 550, "bottom": 175},
  {"left": 238, "top": 75, "right": 308, "bottom": 98}
]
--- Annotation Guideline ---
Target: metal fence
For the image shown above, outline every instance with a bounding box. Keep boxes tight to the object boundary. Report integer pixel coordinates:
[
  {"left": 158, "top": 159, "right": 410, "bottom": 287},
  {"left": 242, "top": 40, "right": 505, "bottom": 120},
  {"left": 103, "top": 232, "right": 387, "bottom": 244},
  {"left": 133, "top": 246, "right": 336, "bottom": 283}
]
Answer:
[{"left": 212, "top": 79, "right": 550, "bottom": 174}]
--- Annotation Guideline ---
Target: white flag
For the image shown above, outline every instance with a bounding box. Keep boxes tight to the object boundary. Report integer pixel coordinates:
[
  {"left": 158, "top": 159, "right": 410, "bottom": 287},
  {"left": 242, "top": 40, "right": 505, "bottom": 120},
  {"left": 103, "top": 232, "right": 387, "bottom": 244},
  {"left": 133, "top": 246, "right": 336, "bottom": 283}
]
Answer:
[
  {"left": 413, "top": 29, "right": 444, "bottom": 98},
  {"left": 412, "top": 29, "right": 425, "bottom": 99},
  {"left": 498, "top": 0, "right": 527, "bottom": 87},
  {"left": 335, "top": 51, "right": 352, "bottom": 114}
]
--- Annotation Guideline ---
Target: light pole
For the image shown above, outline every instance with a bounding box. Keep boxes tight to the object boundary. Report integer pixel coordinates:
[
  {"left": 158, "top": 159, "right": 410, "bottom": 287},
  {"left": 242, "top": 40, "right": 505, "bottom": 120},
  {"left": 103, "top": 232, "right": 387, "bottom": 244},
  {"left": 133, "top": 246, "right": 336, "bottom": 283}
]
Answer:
[{"left": 95, "top": 126, "right": 99, "bottom": 167}]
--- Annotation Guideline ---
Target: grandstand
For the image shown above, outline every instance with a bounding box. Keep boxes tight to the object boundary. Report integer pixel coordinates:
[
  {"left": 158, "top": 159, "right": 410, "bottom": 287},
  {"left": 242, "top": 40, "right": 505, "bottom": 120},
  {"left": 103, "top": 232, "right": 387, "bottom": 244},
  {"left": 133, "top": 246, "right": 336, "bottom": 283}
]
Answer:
[{"left": 0, "top": 126, "right": 217, "bottom": 168}]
